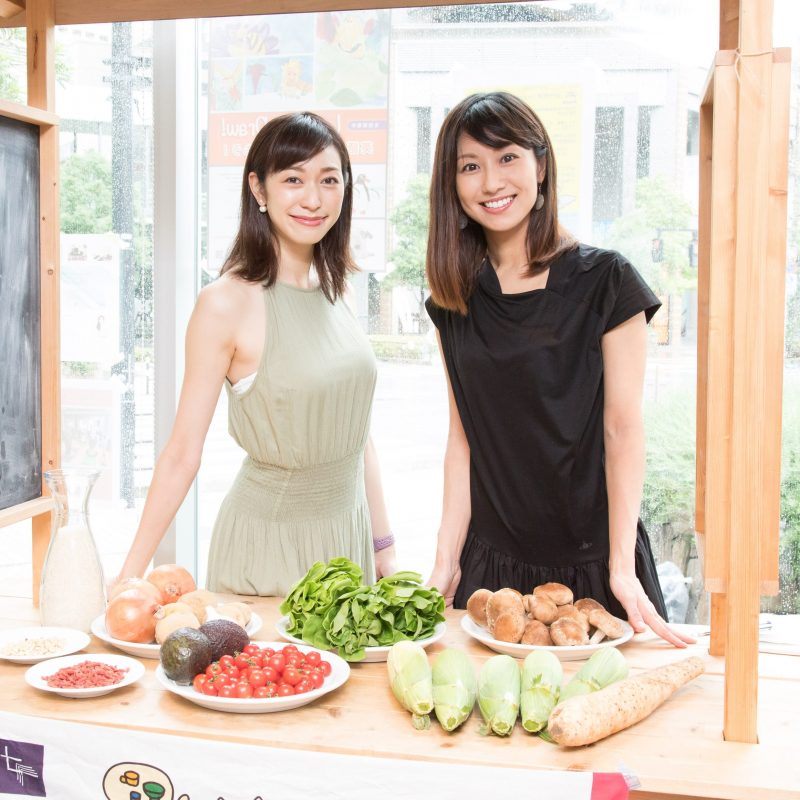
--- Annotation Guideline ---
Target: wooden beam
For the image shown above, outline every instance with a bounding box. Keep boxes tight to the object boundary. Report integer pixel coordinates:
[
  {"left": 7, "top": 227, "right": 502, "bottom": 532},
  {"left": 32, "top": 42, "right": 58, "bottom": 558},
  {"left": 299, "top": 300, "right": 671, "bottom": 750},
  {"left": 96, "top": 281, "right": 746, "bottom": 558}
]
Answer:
[
  {"left": 0, "top": 497, "right": 53, "bottom": 528},
  {"left": 0, "top": 0, "right": 24, "bottom": 19},
  {"left": 26, "top": 0, "right": 60, "bottom": 606},
  {"left": 724, "top": 0, "right": 775, "bottom": 744},
  {"left": 719, "top": 0, "right": 739, "bottom": 50},
  {"left": 0, "top": 97, "right": 57, "bottom": 126},
  {"left": 760, "top": 48, "right": 791, "bottom": 598}
]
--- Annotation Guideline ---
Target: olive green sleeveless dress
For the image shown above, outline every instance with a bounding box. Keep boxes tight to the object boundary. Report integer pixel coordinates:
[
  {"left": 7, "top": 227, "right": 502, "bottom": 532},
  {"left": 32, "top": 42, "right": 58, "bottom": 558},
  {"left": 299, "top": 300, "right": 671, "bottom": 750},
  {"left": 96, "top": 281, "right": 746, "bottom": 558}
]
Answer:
[{"left": 205, "top": 282, "right": 377, "bottom": 596}]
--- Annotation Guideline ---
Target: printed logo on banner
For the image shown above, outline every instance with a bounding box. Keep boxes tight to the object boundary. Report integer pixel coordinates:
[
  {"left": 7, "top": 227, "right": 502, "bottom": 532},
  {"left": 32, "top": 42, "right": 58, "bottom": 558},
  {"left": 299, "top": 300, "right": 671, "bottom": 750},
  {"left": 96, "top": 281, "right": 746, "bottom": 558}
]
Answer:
[{"left": 0, "top": 739, "right": 46, "bottom": 797}]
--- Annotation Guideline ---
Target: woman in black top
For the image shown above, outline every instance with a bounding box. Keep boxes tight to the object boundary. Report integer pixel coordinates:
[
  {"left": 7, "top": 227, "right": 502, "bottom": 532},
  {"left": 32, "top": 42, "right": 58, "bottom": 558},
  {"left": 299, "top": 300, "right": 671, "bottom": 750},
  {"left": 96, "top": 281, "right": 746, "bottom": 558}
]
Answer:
[{"left": 425, "top": 91, "right": 692, "bottom": 647}]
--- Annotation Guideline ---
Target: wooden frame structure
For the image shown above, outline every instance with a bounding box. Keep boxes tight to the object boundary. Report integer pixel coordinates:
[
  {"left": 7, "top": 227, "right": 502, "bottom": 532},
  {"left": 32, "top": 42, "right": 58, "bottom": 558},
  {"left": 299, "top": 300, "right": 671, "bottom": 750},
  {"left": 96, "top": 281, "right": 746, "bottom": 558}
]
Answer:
[
  {"left": 1, "top": 0, "right": 790, "bottom": 744},
  {"left": 0, "top": 0, "right": 60, "bottom": 606}
]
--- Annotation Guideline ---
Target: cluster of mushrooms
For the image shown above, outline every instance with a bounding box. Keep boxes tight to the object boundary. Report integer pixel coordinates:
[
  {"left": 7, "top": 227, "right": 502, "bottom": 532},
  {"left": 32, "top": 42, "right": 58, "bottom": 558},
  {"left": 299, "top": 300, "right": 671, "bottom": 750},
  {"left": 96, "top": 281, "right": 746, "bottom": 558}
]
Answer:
[{"left": 467, "top": 582, "right": 627, "bottom": 646}]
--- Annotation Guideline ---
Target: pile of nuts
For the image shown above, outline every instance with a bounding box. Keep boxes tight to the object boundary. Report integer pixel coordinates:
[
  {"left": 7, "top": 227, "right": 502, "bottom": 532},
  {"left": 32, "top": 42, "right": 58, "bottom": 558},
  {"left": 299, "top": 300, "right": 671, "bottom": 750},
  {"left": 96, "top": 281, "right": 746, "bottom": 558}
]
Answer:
[{"left": 467, "top": 582, "right": 627, "bottom": 646}]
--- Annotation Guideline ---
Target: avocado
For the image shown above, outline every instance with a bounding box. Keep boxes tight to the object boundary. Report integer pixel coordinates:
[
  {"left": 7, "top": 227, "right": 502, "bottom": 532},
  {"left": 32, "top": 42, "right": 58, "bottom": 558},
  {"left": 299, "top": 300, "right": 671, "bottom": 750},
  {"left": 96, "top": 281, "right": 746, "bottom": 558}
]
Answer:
[
  {"left": 160, "top": 627, "right": 213, "bottom": 684},
  {"left": 198, "top": 618, "right": 250, "bottom": 661}
]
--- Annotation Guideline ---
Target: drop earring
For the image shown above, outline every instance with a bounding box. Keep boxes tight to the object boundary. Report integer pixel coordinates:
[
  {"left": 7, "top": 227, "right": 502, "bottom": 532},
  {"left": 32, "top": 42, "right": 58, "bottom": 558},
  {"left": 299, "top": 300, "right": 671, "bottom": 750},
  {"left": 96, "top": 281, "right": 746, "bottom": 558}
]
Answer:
[
  {"left": 533, "top": 185, "right": 544, "bottom": 211},
  {"left": 258, "top": 204, "right": 267, "bottom": 213},
  {"left": 458, "top": 212, "right": 469, "bottom": 230}
]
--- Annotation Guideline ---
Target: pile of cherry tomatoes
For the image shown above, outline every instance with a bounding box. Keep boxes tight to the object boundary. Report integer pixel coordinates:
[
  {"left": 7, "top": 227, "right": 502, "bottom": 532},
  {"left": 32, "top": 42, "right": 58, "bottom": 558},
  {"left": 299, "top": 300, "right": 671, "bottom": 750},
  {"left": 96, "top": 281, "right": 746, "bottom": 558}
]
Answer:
[{"left": 192, "top": 643, "right": 332, "bottom": 699}]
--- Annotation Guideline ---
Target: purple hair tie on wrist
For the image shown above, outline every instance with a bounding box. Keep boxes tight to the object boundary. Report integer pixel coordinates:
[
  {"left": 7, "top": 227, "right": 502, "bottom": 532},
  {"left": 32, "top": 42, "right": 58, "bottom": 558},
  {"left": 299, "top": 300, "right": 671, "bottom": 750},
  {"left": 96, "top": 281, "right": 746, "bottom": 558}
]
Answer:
[{"left": 373, "top": 533, "right": 395, "bottom": 552}]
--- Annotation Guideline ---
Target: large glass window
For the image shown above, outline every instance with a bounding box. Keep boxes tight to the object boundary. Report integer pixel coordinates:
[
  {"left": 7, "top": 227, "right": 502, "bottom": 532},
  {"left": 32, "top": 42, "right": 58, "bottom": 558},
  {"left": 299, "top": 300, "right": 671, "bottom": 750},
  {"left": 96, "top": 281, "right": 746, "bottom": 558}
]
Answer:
[{"left": 4, "top": 3, "right": 797, "bottom": 624}]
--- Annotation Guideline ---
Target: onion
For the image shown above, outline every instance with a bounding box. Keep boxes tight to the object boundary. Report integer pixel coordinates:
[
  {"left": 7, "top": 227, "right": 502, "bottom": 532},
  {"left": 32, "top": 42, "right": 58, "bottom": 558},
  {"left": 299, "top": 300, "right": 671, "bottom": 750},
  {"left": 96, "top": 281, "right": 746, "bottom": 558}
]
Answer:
[
  {"left": 105, "top": 588, "right": 160, "bottom": 643},
  {"left": 146, "top": 564, "right": 196, "bottom": 605},
  {"left": 109, "top": 577, "right": 162, "bottom": 606}
]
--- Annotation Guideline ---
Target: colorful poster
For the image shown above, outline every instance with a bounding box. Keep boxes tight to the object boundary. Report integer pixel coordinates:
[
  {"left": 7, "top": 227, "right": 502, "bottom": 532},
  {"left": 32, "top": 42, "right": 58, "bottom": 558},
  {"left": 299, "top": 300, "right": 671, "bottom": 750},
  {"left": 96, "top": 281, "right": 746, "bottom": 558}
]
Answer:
[{"left": 207, "top": 12, "right": 391, "bottom": 278}]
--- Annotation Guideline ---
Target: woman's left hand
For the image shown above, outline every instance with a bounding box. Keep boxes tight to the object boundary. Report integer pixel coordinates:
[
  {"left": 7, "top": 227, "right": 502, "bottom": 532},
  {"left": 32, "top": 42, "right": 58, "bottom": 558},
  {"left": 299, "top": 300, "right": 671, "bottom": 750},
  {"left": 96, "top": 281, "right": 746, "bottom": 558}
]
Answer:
[
  {"left": 610, "top": 570, "right": 696, "bottom": 648},
  {"left": 374, "top": 545, "right": 398, "bottom": 579}
]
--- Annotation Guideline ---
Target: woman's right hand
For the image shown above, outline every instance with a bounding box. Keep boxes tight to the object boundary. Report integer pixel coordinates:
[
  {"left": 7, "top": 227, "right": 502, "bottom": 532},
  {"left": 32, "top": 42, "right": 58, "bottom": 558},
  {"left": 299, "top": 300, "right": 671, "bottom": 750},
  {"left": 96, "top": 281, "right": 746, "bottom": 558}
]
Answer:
[{"left": 427, "top": 561, "right": 461, "bottom": 607}]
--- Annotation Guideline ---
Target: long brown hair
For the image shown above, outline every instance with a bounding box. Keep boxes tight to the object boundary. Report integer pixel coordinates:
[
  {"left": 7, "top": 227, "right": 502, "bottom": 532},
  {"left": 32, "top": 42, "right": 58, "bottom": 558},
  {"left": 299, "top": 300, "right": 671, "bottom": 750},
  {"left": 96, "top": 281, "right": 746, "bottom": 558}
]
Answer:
[
  {"left": 426, "top": 92, "right": 577, "bottom": 314},
  {"left": 221, "top": 112, "right": 356, "bottom": 302}
]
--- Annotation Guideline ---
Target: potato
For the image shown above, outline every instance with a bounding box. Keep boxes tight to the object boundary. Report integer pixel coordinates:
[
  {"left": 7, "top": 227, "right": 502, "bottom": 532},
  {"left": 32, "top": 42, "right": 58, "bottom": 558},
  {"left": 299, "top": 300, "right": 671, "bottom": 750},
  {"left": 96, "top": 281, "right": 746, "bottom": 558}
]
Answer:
[
  {"left": 155, "top": 611, "right": 200, "bottom": 644},
  {"left": 177, "top": 589, "right": 218, "bottom": 624},
  {"left": 215, "top": 602, "right": 252, "bottom": 628}
]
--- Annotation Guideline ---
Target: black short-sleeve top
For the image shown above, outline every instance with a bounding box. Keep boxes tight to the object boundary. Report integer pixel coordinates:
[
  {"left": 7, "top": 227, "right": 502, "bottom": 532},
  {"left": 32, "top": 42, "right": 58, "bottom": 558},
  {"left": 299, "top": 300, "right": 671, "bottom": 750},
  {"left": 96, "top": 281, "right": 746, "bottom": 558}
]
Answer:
[{"left": 425, "top": 244, "right": 661, "bottom": 568}]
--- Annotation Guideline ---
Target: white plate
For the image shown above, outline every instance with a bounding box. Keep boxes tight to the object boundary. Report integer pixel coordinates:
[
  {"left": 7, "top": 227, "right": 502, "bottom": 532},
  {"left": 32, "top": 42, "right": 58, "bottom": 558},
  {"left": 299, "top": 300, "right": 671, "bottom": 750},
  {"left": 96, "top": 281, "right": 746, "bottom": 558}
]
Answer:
[
  {"left": 25, "top": 653, "right": 145, "bottom": 698},
  {"left": 0, "top": 627, "right": 91, "bottom": 664},
  {"left": 275, "top": 616, "right": 447, "bottom": 663},
  {"left": 460, "top": 615, "right": 634, "bottom": 661},
  {"left": 155, "top": 640, "right": 350, "bottom": 713},
  {"left": 91, "top": 612, "right": 263, "bottom": 659}
]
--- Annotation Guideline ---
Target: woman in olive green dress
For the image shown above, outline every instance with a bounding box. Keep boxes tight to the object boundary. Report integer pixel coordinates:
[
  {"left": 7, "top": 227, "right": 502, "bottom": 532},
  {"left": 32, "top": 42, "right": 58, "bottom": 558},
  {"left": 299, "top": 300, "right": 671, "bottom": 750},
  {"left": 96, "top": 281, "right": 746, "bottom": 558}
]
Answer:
[{"left": 115, "top": 112, "right": 396, "bottom": 595}]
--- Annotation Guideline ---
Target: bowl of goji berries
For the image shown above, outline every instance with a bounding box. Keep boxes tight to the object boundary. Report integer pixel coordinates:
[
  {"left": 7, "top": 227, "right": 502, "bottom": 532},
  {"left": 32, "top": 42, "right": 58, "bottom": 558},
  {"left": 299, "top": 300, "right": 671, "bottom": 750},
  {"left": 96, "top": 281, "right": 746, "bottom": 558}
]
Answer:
[{"left": 25, "top": 653, "right": 145, "bottom": 698}]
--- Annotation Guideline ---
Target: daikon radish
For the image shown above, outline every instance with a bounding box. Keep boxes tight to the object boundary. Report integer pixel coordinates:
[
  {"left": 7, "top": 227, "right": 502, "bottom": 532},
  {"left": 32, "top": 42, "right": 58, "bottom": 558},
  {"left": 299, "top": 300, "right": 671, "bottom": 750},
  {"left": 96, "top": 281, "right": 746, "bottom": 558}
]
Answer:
[{"left": 547, "top": 655, "right": 704, "bottom": 746}]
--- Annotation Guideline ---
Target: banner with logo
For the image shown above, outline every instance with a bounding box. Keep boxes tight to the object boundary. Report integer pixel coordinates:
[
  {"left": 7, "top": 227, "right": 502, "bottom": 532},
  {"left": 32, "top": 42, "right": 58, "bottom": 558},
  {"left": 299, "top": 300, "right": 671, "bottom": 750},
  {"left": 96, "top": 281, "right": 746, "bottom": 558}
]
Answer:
[{"left": 0, "top": 710, "right": 629, "bottom": 799}]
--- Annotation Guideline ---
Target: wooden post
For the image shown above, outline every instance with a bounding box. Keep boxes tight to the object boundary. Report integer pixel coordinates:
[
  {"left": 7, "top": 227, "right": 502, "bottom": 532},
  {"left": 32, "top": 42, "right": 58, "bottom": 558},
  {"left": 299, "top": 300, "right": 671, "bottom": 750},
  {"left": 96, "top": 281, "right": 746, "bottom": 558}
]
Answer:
[{"left": 27, "top": 0, "right": 60, "bottom": 606}]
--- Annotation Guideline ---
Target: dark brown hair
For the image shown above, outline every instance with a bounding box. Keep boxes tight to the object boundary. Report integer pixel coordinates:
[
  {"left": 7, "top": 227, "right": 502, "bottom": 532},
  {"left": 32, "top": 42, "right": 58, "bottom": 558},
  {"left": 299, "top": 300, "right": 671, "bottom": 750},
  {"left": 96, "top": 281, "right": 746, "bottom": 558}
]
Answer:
[
  {"left": 221, "top": 112, "right": 355, "bottom": 302},
  {"left": 426, "top": 92, "right": 577, "bottom": 314}
]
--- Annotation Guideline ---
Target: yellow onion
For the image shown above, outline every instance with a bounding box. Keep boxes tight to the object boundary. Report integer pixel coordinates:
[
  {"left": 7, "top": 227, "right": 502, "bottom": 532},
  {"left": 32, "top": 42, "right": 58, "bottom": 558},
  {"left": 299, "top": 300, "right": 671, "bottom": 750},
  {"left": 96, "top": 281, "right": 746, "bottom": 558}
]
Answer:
[
  {"left": 108, "top": 577, "right": 162, "bottom": 606},
  {"left": 105, "top": 588, "right": 159, "bottom": 643},
  {"left": 145, "top": 564, "right": 196, "bottom": 605}
]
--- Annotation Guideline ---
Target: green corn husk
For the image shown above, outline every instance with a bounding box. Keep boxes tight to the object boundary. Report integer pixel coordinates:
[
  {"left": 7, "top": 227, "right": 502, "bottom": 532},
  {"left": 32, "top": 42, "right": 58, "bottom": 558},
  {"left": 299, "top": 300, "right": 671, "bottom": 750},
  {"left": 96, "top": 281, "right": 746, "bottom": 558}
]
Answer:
[
  {"left": 558, "top": 647, "right": 629, "bottom": 704},
  {"left": 432, "top": 649, "right": 477, "bottom": 732},
  {"left": 387, "top": 641, "right": 433, "bottom": 730},
  {"left": 477, "top": 654, "right": 520, "bottom": 736},
  {"left": 520, "top": 650, "right": 563, "bottom": 733}
]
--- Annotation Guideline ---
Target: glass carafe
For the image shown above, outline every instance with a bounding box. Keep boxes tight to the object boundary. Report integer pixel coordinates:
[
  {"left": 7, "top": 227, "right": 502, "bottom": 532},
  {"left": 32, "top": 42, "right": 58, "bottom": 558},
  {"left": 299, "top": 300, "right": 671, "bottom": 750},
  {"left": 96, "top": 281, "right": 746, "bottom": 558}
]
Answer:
[{"left": 40, "top": 468, "right": 106, "bottom": 632}]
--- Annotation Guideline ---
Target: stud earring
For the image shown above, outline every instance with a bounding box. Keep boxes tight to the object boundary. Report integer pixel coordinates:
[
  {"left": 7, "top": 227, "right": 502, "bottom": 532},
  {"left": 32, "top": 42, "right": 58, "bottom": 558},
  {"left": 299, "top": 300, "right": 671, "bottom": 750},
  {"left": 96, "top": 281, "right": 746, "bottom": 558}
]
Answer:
[
  {"left": 258, "top": 204, "right": 267, "bottom": 213},
  {"left": 458, "top": 212, "right": 469, "bottom": 230},
  {"left": 533, "top": 185, "right": 544, "bottom": 211}
]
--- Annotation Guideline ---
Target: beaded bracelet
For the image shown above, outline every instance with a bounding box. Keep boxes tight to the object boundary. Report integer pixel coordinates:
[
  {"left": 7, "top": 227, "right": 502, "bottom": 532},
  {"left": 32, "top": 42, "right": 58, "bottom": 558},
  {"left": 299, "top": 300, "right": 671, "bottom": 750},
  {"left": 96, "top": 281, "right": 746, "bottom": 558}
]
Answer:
[{"left": 373, "top": 533, "right": 395, "bottom": 552}]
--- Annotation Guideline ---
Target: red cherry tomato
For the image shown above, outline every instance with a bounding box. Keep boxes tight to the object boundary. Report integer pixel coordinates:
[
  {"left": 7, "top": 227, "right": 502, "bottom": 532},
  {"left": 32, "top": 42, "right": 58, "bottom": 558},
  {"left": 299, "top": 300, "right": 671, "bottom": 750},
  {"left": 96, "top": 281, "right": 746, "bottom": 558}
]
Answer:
[
  {"left": 276, "top": 683, "right": 295, "bottom": 697},
  {"left": 219, "top": 654, "right": 235, "bottom": 669},
  {"left": 262, "top": 666, "right": 279, "bottom": 683},
  {"left": 267, "top": 654, "right": 286, "bottom": 673},
  {"left": 205, "top": 662, "right": 223, "bottom": 678},
  {"left": 192, "top": 674, "right": 207, "bottom": 692},
  {"left": 318, "top": 660, "right": 332, "bottom": 677},
  {"left": 218, "top": 684, "right": 236, "bottom": 698},
  {"left": 309, "top": 671, "right": 324, "bottom": 689},
  {"left": 243, "top": 644, "right": 261, "bottom": 656},
  {"left": 235, "top": 682, "right": 254, "bottom": 699},
  {"left": 304, "top": 651, "right": 321, "bottom": 667},
  {"left": 248, "top": 669, "right": 267, "bottom": 688},
  {"left": 252, "top": 686, "right": 270, "bottom": 699}
]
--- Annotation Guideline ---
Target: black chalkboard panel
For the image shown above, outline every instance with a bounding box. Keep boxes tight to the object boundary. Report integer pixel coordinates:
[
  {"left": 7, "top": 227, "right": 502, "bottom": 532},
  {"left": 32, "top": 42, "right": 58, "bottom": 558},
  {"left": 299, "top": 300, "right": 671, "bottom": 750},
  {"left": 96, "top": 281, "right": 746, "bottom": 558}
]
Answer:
[{"left": 0, "top": 115, "right": 42, "bottom": 511}]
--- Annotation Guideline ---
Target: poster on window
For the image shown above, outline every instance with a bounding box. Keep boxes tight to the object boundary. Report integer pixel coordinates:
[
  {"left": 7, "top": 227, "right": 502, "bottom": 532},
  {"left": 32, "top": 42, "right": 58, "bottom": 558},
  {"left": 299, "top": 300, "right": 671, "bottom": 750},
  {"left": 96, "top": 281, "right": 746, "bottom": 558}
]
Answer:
[{"left": 206, "top": 12, "right": 391, "bottom": 280}]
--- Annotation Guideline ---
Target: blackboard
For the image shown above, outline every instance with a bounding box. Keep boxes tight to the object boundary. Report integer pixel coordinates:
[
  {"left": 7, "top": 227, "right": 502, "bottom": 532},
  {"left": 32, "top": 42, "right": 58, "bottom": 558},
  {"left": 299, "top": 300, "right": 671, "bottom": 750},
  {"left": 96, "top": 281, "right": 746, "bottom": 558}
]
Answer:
[{"left": 0, "top": 114, "right": 42, "bottom": 511}]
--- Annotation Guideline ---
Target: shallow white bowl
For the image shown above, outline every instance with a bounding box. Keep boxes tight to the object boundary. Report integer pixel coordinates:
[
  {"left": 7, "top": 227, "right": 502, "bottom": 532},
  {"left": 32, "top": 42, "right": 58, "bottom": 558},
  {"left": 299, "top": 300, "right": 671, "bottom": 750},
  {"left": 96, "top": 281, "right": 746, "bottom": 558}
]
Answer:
[
  {"left": 460, "top": 615, "right": 634, "bottom": 661},
  {"left": 275, "top": 616, "right": 447, "bottom": 663},
  {"left": 0, "top": 626, "right": 91, "bottom": 664},
  {"left": 156, "top": 640, "right": 349, "bottom": 713},
  {"left": 25, "top": 653, "right": 145, "bottom": 698},
  {"left": 91, "top": 612, "right": 262, "bottom": 659}
]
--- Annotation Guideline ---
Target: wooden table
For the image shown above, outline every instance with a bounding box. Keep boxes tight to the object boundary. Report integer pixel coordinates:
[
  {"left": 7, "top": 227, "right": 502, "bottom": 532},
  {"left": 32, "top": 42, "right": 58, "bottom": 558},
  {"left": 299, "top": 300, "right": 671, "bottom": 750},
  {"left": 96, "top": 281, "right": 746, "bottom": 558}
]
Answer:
[{"left": 1, "top": 596, "right": 798, "bottom": 800}]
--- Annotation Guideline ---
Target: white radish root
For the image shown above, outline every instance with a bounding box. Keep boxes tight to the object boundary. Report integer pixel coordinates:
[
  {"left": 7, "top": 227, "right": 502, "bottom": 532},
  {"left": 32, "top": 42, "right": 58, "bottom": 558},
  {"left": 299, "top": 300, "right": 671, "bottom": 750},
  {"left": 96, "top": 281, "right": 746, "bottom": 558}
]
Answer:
[{"left": 547, "top": 655, "right": 705, "bottom": 746}]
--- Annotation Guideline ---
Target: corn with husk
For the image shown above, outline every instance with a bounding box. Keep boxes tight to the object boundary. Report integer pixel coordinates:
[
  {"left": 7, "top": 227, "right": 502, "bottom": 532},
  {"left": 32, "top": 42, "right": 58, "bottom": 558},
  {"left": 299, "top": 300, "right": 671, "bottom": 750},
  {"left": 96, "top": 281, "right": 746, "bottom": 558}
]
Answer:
[
  {"left": 387, "top": 641, "right": 434, "bottom": 730},
  {"left": 520, "top": 650, "right": 563, "bottom": 733},
  {"left": 477, "top": 654, "right": 520, "bottom": 736},
  {"left": 559, "top": 647, "right": 629, "bottom": 704},
  {"left": 432, "top": 649, "right": 477, "bottom": 732}
]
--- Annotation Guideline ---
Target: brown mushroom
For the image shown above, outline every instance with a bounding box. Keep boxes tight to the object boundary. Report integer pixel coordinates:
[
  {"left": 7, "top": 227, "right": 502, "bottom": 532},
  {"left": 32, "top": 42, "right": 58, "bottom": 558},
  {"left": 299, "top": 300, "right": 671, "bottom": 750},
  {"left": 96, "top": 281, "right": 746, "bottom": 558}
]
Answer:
[
  {"left": 588, "top": 607, "right": 627, "bottom": 640},
  {"left": 486, "top": 588, "right": 525, "bottom": 631},
  {"left": 533, "top": 582, "right": 574, "bottom": 606},
  {"left": 520, "top": 619, "right": 553, "bottom": 646},
  {"left": 493, "top": 610, "right": 527, "bottom": 643},
  {"left": 555, "top": 603, "right": 590, "bottom": 633},
  {"left": 574, "top": 597, "right": 605, "bottom": 615},
  {"left": 466, "top": 588, "right": 493, "bottom": 628},
  {"left": 523, "top": 593, "right": 559, "bottom": 624},
  {"left": 549, "top": 616, "right": 590, "bottom": 646}
]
